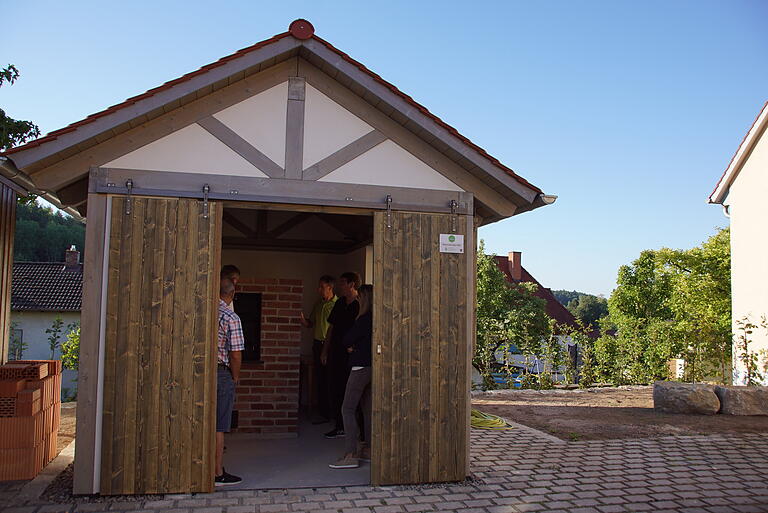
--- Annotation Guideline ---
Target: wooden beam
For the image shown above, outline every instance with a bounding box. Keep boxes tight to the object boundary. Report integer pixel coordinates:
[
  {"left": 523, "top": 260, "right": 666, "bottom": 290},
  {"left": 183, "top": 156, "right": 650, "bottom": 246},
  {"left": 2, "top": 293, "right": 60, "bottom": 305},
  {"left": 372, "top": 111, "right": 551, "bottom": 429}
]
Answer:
[
  {"left": 267, "top": 212, "right": 312, "bottom": 238},
  {"left": 284, "top": 77, "right": 306, "bottom": 180},
  {"left": 28, "top": 59, "right": 297, "bottom": 191},
  {"left": 197, "top": 117, "right": 284, "bottom": 178},
  {"left": 56, "top": 176, "right": 89, "bottom": 206},
  {"left": 256, "top": 210, "right": 268, "bottom": 237},
  {"left": 73, "top": 193, "right": 109, "bottom": 494},
  {"left": 222, "top": 211, "right": 256, "bottom": 238},
  {"left": 0, "top": 184, "right": 15, "bottom": 365},
  {"left": 92, "top": 167, "right": 473, "bottom": 216},
  {"left": 222, "top": 236, "right": 354, "bottom": 253},
  {"left": 302, "top": 130, "right": 387, "bottom": 181}
]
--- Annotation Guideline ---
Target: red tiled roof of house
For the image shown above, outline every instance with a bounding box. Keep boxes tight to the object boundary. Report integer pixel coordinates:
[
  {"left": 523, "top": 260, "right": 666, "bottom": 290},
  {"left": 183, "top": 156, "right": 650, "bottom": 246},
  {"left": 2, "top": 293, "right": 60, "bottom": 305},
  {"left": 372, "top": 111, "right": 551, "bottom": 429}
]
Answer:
[
  {"left": 1, "top": 20, "right": 540, "bottom": 195},
  {"left": 493, "top": 255, "right": 579, "bottom": 328}
]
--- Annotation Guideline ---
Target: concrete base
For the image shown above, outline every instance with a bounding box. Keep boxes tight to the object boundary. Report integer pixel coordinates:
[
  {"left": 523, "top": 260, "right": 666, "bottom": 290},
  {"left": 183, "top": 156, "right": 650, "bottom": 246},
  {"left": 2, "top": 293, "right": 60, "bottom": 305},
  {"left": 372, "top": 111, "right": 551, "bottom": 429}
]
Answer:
[{"left": 222, "top": 418, "right": 370, "bottom": 490}]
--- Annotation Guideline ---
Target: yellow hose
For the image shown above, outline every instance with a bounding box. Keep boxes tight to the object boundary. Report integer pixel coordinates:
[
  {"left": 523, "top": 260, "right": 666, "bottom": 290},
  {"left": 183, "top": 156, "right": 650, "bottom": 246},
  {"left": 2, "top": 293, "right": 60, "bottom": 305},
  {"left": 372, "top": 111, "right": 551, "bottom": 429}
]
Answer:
[{"left": 471, "top": 409, "right": 514, "bottom": 430}]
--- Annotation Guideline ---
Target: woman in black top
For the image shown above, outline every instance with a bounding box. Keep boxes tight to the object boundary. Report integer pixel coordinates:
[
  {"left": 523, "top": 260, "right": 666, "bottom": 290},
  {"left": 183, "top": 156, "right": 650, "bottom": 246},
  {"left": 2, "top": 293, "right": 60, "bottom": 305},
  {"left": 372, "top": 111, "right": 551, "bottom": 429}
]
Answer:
[{"left": 329, "top": 284, "right": 372, "bottom": 469}]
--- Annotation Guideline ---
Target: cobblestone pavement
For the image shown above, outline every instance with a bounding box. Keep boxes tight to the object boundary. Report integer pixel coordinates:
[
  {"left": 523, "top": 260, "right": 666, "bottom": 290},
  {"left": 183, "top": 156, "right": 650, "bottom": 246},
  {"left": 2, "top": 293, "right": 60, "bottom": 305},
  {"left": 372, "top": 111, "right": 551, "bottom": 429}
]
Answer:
[{"left": 3, "top": 421, "right": 767, "bottom": 513}]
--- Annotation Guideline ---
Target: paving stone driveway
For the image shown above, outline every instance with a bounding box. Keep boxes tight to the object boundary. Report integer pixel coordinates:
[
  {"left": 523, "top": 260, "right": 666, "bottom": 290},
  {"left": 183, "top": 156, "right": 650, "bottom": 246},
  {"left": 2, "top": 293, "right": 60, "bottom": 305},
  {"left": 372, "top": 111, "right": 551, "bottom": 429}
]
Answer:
[{"left": 3, "top": 421, "right": 767, "bottom": 513}]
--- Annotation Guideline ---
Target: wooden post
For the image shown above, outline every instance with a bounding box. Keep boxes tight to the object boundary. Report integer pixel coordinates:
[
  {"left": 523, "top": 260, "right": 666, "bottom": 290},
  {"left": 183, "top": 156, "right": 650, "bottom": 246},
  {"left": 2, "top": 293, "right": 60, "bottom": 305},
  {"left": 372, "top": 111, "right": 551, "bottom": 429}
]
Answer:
[
  {"left": 73, "top": 193, "right": 110, "bottom": 494},
  {"left": 0, "top": 183, "right": 15, "bottom": 365}
]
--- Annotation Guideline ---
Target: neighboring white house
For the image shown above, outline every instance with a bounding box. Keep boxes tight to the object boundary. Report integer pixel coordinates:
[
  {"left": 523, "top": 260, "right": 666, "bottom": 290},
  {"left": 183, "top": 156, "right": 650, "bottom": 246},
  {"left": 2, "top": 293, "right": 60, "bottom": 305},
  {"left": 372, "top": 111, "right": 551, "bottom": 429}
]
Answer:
[
  {"left": 10, "top": 246, "right": 82, "bottom": 398},
  {"left": 709, "top": 101, "right": 768, "bottom": 385}
]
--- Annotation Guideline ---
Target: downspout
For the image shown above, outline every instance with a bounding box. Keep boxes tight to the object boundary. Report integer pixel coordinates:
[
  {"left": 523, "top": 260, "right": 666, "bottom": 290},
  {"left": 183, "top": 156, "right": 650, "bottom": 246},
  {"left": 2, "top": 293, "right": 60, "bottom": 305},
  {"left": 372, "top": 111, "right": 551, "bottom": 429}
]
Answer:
[{"left": 0, "top": 155, "right": 86, "bottom": 221}]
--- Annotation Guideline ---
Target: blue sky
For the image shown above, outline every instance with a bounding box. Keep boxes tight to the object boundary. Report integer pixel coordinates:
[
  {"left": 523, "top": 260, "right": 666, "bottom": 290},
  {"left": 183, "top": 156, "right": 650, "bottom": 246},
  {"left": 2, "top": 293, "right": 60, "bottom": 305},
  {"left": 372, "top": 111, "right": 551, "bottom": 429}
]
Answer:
[{"left": 2, "top": 1, "right": 766, "bottom": 295}]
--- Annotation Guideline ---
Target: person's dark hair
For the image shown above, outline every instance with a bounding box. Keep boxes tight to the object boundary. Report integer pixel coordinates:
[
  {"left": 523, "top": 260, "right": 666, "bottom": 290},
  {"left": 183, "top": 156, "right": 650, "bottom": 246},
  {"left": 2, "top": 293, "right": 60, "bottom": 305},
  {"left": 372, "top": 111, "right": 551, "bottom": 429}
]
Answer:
[
  {"left": 357, "top": 284, "right": 373, "bottom": 318},
  {"left": 220, "top": 278, "right": 235, "bottom": 296},
  {"left": 339, "top": 271, "right": 361, "bottom": 290},
  {"left": 221, "top": 264, "right": 241, "bottom": 280},
  {"left": 319, "top": 275, "right": 335, "bottom": 286}
]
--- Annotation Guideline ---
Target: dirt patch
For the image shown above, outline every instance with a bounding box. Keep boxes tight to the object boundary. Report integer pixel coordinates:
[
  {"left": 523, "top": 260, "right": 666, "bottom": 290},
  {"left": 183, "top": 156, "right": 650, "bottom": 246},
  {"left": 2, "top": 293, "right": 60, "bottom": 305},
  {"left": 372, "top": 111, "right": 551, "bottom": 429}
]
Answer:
[
  {"left": 472, "top": 385, "right": 768, "bottom": 441},
  {"left": 58, "top": 402, "right": 76, "bottom": 455}
]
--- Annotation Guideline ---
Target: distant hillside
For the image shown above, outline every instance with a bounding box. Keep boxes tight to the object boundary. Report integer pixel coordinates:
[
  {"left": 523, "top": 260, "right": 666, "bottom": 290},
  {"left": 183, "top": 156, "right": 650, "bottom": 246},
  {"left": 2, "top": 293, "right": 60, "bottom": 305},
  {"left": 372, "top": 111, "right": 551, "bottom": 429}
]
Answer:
[
  {"left": 552, "top": 289, "right": 582, "bottom": 307},
  {"left": 553, "top": 289, "right": 608, "bottom": 327},
  {"left": 14, "top": 201, "right": 85, "bottom": 262}
]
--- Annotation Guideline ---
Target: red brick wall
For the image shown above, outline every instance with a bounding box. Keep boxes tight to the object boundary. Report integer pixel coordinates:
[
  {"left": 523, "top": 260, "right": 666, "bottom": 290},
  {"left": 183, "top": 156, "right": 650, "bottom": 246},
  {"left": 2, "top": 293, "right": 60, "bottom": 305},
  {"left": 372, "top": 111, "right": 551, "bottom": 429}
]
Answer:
[{"left": 233, "top": 278, "right": 303, "bottom": 435}]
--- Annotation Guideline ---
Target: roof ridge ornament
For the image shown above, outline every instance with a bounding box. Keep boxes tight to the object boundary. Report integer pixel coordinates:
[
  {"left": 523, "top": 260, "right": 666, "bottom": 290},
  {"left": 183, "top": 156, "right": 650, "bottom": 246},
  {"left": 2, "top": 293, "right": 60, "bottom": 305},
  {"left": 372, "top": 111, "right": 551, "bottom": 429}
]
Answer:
[{"left": 289, "top": 19, "right": 315, "bottom": 40}]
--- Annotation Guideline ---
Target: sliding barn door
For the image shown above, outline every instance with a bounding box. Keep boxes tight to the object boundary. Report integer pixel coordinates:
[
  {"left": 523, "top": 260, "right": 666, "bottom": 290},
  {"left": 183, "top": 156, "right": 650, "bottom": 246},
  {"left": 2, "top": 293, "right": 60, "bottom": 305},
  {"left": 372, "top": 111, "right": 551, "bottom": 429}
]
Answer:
[
  {"left": 100, "top": 197, "right": 221, "bottom": 494},
  {"left": 372, "top": 211, "right": 472, "bottom": 485}
]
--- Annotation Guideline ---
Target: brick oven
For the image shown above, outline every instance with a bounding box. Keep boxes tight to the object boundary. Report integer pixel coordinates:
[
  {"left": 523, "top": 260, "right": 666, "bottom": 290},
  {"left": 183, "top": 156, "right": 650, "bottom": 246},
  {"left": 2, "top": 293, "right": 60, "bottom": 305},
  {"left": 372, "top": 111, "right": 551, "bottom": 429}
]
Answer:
[{"left": 232, "top": 278, "right": 303, "bottom": 436}]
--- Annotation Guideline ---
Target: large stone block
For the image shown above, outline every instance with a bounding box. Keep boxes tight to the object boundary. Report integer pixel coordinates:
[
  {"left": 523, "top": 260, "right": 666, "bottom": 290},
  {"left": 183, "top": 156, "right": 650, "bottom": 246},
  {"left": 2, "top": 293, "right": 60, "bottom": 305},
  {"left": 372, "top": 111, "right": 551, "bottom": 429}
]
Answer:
[
  {"left": 714, "top": 385, "right": 768, "bottom": 415},
  {"left": 653, "top": 381, "right": 720, "bottom": 414}
]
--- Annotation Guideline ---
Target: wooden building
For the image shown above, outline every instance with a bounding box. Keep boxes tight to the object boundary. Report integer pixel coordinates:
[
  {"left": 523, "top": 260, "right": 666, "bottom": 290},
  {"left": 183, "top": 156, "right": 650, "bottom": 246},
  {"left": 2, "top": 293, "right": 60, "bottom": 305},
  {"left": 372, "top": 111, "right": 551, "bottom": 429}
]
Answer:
[{"left": 0, "top": 20, "right": 554, "bottom": 494}]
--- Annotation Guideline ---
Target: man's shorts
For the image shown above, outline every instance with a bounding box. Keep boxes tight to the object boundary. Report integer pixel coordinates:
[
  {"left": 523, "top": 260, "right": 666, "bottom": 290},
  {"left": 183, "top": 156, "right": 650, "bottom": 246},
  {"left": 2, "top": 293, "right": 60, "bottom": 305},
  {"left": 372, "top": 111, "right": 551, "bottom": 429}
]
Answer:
[{"left": 216, "top": 368, "right": 236, "bottom": 432}]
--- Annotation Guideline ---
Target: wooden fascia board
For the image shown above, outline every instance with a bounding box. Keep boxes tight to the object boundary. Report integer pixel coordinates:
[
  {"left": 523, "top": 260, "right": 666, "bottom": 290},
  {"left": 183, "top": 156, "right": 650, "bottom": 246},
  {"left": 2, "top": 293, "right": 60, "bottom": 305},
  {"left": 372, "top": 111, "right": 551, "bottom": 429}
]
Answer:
[
  {"left": 91, "top": 167, "right": 473, "bottom": 216},
  {"left": 297, "top": 59, "right": 517, "bottom": 219},
  {"left": 10, "top": 37, "right": 303, "bottom": 171},
  {"left": 28, "top": 59, "right": 297, "bottom": 192},
  {"left": 299, "top": 40, "right": 540, "bottom": 205}
]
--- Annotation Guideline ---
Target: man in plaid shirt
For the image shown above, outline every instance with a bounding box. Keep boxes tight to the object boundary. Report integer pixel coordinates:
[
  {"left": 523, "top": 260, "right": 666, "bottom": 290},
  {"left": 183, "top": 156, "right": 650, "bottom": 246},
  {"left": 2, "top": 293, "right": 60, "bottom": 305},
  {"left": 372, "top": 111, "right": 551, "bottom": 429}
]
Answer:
[{"left": 216, "top": 278, "right": 244, "bottom": 486}]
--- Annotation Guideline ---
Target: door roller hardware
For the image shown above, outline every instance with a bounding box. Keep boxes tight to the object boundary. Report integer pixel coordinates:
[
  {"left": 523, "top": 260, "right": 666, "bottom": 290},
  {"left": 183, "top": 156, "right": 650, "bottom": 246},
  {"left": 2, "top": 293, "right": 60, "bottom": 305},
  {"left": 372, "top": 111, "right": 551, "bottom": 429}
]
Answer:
[
  {"left": 385, "top": 195, "right": 393, "bottom": 229},
  {"left": 202, "top": 184, "right": 210, "bottom": 219},
  {"left": 124, "top": 179, "right": 134, "bottom": 215},
  {"left": 450, "top": 199, "right": 458, "bottom": 233}
]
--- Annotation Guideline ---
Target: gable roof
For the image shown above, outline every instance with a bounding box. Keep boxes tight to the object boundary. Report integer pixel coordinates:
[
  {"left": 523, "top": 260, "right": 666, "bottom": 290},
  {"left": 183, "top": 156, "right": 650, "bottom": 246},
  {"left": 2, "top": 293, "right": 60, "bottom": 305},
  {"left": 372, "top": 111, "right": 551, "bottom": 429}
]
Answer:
[
  {"left": 493, "top": 254, "right": 579, "bottom": 328},
  {"left": 11, "top": 262, "right": 83, "bottom": 312},
  {"left": 0, "top": 20, "right": 550, "bottom": 221},
  {"left": 709, "top": 101, "right": 768, "bottom": 205}
]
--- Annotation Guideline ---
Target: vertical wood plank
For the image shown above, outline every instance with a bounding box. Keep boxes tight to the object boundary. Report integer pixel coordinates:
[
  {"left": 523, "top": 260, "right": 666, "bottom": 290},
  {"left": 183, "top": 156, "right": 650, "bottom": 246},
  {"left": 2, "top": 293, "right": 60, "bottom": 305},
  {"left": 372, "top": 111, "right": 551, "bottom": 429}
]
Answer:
[
  {"left": 74, "top": 193, "right": 108, "bottom": 495},
  {"left": 100, "top": 196, "right": 218, "bottom": 494},
  {"left": 0, "top": 184, "right": 15, "bottom": 366}
]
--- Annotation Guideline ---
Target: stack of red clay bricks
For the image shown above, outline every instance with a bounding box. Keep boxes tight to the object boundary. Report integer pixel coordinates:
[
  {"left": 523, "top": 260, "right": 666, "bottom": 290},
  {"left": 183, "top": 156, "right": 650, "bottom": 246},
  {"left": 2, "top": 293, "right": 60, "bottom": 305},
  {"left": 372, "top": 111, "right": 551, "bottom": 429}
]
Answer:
[{"left": 0, "top": 360, "right": 62, "bottom": 481}]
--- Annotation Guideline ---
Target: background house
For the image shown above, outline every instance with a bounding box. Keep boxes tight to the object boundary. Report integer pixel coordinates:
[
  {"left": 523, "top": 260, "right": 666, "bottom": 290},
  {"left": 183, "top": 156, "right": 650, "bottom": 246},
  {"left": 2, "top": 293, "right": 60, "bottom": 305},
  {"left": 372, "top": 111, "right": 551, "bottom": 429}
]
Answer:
[
  {"left": 709, "top": 101, "right": 768, "bottom": 385},
  {"left": 10, "top": 246, "right": 81, "bottom": 398}
]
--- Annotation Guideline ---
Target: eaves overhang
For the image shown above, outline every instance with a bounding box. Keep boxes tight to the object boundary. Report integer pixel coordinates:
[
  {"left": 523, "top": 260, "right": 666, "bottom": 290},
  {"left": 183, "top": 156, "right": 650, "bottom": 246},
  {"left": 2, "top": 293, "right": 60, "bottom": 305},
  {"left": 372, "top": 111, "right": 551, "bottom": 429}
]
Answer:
[{"left": 709, "top": 101, "right": 768, "bottom": 205}]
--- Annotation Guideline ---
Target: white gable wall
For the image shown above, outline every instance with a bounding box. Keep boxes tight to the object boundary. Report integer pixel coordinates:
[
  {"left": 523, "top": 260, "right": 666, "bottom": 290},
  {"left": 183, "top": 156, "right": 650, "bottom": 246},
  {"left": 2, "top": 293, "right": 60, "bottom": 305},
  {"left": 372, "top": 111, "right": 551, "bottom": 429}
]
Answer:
[
  {"left": 213, "top": 82, "right": 288, "bottom": 168},
  {"left": 726, "top": 125, "right": 768, "bottom": 385},
  {"left": 303, "top": 84, "right": 373, "bottom": 168},
  {"left": 102, "top": 75, "right": 463, "bottom": 192},
  {"left": 105, "top": 124, "right": 268, "bottom": 177},
  {"left": 320, "top": 140, "right": 463, "bottom": 191}
]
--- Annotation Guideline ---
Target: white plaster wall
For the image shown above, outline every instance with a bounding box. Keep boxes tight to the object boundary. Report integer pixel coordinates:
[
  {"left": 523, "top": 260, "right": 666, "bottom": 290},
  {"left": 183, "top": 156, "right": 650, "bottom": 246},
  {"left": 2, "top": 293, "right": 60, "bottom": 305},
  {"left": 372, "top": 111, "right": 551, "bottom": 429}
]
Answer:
[
  {"left": 726, "top": 126, "right": 768, "bottom": 385},
  {"left": 214, "top": 81, "right": 288, "bottom": 168},
  {"left": 105, "top": 124, "right": 268, "bottom": 177},
  {"left": 9, "top": 311, "right": 80, "bottom": 398},
  {"left": 221, "top": 247, "right": 368, "bottom": 358},
  {"left": 303, "top": 84, "right": 373, "bottom": 168},
  {"left": 319, "top": 139, "right": 463, "bottom": 191}
]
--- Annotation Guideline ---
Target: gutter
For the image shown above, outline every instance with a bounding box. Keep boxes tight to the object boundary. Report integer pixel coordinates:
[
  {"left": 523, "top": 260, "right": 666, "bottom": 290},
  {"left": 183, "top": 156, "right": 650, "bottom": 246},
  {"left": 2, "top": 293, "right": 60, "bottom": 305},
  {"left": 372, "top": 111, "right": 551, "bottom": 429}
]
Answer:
[{"left": 0, "top": 155, "right": 86, "bottom": 222}]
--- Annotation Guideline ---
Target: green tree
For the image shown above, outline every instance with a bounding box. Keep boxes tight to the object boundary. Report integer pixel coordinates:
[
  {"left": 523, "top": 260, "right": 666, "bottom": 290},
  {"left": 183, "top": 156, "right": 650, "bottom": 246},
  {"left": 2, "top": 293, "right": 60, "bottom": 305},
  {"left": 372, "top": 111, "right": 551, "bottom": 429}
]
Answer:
[
  {"left": 14, "top": 201, "right": 85, "bottom": 262},
  {"left": 552, "top": 289, "right": 581, "bottom": 306},
  {"left": 598, "top": 228, "right": 731, "bottom": 385},
  {"left": 8, "top": 321, "right": 27, "bottom": 360},
  {"left": 45, "top": 316, "right": 64, "bottom": 359},
  {"left": 597, "top": 250, "right": 679, "bottom": 384},
  {"left": 566, "top": 294, "right": 608, "bottom": 327},
  {"left": 475, "top": 241, "right": 551, "bottom": 389},
  {"left": 61, "top": 323, "right": 80, "bottom": 371},
  {"left": 657, "top": 228, "right": 731, "bottom": 383},
  {"left": 1, "top": 65, "right": 41, "bottom": 150}
]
